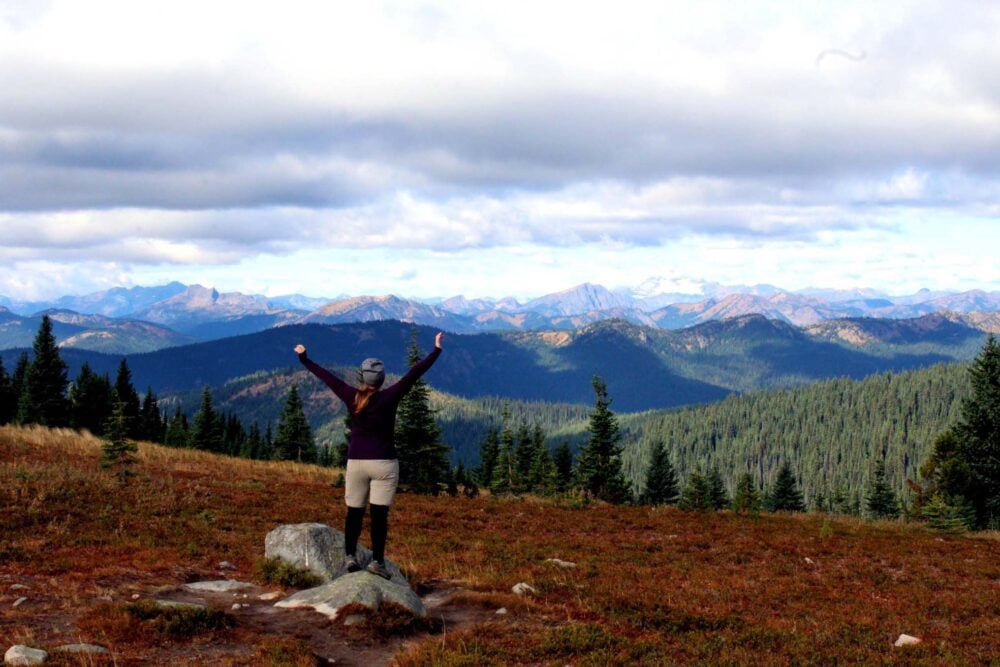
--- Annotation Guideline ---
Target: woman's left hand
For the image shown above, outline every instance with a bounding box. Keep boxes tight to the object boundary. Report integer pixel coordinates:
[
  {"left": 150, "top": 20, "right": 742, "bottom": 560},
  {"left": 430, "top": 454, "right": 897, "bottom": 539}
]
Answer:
[{"left": 435, "top": 332, "right": 444, "bottom": 349}]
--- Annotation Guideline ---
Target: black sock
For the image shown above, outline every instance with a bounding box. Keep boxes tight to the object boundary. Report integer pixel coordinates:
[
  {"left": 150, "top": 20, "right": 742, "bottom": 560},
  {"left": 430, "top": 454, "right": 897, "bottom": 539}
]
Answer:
[
  {"left": 370, "top": 504, "right": 389, "bottom": 563},
  {"left": 344, "top": 506, "right": 365, "bottom": 557}
]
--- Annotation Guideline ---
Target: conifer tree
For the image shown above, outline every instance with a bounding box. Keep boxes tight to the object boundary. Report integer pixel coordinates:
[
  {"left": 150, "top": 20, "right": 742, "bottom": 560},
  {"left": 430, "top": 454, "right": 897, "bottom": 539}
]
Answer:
[
  {"left": 113, "top": 359, "right": 142, "bottom": 438},
  {"left": 138, "top": 387, "right": 164, "bottom": 442},
  {"left": 17, "top": 315, "right": 71, "bottom": 426},
  {"left": 476, "top": 425, "right": 500, "bottom": 488},
  {"left": 706, "top": 465, "right": 729, "bottom": 510},
  {"left": 190, "top": 387, "right": 223, "bottom": 452},
  {"left": 767, "top": 461, "right": 806, "bottom": 512},
  {"left": 553, "top": 441, "right": 574, "bottom": 493},
  {"left": 514, "top": 421, "right": 537, "bottom": 489},
  {"left": 529, "top": 441, "right": 559, "bottom": 495},
  {"left": 395, "top": 332, "right": 450, "bottom": 494},
  {"left": 831, "top": 485, "right": 852, "bottom": 515},
  {"left": 164, "top": 407, "right": 189, "bottom": 447},
  {"left": 11, "top": 352, "right": 29, "bottom": 409},
  {"left": 491, "top": 405, "right": 519, "bottom": 495},
  {"left": 678, "top": 467, "right": 712, "bottom": 511},
  {"left": 273, "top": 385, "right": 316, "bottom": 462},
  {"left": 865, "top": 460, "right": 900, "bottom": 519},
  {"left": 69, "top": 364, "right": 114, "bottom": 436},
  {"left": 732, "top": 472, "right": 763, "bottom": 515},
  {"left": 575, "top": 376, "right": 631, "bottom": 503},
  {"left": 0, "top": 357, "right": 14, "bottom": 425},
  {"left": 101, "top": 399, "right": 138, "bottom": 481},
  {"left": 642, "top": 441, "right": 679, "bottom": 505}
]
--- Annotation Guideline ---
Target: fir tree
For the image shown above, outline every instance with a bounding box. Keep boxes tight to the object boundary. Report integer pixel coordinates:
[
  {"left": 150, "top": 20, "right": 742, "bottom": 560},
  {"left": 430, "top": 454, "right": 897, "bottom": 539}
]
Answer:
[
  {"left": 491, "top": 405, "right": 519, "bottom": 495},
  {"left": 865, "top": 460, "right": 900, "bottom": 520},
  {"left": 113, "top": 359, "right": 142, "bottom": 439},
  {"left": 68, "top": 364, "right": 114, "bottom": 436},
  {"left": 164, "top": 407, "right": 189, "bottom": 447},
  {"left": 575, "top": 376, "right": 631, "bottom": 503},
  {"left": 11, "top": 352, "right": 29, "bottom": 409},
  {"left": 246, "top": 421, "right": 264, "bottom": 459},
  {"left": 831, "top": 485, "right": 852, "bottom": 515},
  {"left": 514, "top": 422, "right": 537, "bottom": 490},
  {"left": 17, "top": 315, "right": 71, "bottom": 426},
  {"left": 394, "top": 332, "right": 451, "bottom": 494},
  {"left": 101, "top": 399, "right": 138, "bottom": 481},
  {"left": 678, "top": 467, "right": 712, "bottom": 511},
  {"left": 732, "top": 472, "right": 763, "bottom": 515},
  {"left": 138, "top": 387, "right": 164, "bottom": 442},
  {"left": 529, "top": 441, "right": 559, "bottom": 495},
  {"left": 553, "top": 441, "right": 574, "bottom": 493},
  {"left": 642, "top": 441, "right": 679, "bottom": 505},
  {"left": 767, "top": 461, "right": 806, "bottom": 512},
  {"left": 273, "top": 385, "right": 316, "bottom": 462},
  {"left": 706, "top": 465, "right": 729, "bottom": 510},
  {"left": 0, "top": 357, "right": 14, "bottom": 425},
  {"left": 190, "top": 387, "right": 223, "bottom": 452},
  {"left": 476, "top": 425, "right": 500, "bottom": 488}
]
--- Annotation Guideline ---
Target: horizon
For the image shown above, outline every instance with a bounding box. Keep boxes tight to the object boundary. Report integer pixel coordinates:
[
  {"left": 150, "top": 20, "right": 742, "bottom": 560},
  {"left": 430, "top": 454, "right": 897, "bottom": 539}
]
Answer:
[{"left": 2, "top": 2, "right": 998, "bottom": 301}]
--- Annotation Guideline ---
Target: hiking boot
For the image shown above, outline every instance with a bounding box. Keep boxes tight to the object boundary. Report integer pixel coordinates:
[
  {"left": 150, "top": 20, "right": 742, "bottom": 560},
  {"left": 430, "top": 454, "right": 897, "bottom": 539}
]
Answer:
[
  {"left": 344, "top": 555, "right": 361, "bottom": 573},
  {"left": 366, "top": 560, "right": 391, "bottom": 580}
]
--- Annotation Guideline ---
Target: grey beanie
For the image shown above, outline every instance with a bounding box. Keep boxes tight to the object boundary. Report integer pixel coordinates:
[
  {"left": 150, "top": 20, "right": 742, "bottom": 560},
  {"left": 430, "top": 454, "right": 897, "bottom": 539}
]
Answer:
[{"left": 358, "top": 358, "right": 385, "bottom": 388}]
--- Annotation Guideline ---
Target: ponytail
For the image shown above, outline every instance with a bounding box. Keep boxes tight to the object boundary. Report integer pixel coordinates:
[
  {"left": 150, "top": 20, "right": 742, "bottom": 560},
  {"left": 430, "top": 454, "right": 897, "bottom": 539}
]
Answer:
[{"left": 354, "top": 385, "right": 377, "bottom": 414}]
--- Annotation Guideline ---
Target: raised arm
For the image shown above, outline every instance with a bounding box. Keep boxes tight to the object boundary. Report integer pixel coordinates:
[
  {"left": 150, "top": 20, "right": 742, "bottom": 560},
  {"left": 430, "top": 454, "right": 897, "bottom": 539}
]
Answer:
[
  {"left": 386, "top": 333, "right": 443, "bottom": 397},
  {"left": 294, "top": 344, "right": 356, "bottom": 405}
]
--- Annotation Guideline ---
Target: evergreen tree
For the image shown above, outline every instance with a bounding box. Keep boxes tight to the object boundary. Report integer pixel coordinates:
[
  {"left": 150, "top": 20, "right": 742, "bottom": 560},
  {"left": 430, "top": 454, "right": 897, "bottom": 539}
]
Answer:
[
  {"left": 767, "top": 461, "right": 806, "bottom": 512},
  {"left": 732, "top": 472, "right": 763, "bottom": 515},
  {"left": 273, "top": 385, "right": 316, "bottom": 462},
  {"left": 575, "top": 376, "right": 631, "bottom": 503},
  {"left": 164, "top": 407, "right": 189, "bottom": 447},
  {"left": 476, "top": 425, "right": 500, "bottom": 488},
  {"left": 190, "top": 387, "right": 223, "bottom": 452},
  {"left": 223, "top": 412, "right": 247, "bottom": 457},
  {"left": 642, "top": 441, "right": 679, "bottom": 505},
  {"left": 17, "top": 315, "right": 71, "bottom": 426},
  {"left": 0, "top": 357, "right": 14, "bottom": 425},
  {"left": 831, "top": 485, "right": 852, "bottom": 515},
  {"left": 101, "top": 399, "right": 138, "bottom": 481},
  {"left": 335, "top": 413, "right": 350, "bottom": 467},
  {"left": 113, "top": 359, "right": 142, "bottom": 439},
  {"left": 394, "top": 332, "right": 451, "bottom": 494},
  {"left": 514, "top": 422, "right": 537, "bottom": 490},
  {"left": 706, "top": 465, "right": 729, "bottom": 510},
  {"left": 678, "top": 467, "right": 712, "bottom": 511},
  {"left": 246, "top": 420, "right": 264, "bottom": 459},
  {"left": 553, "top": 441, "right": 574, "bottom": 493},
  {"left": 529, "top": 441, "right": 559, "bottom": 495},
  {"left": 865, "top": 460, "right": 900, "bottom": 520},
  {"left": 921, "top": 494, "right": 975, "bottom": 533},
  {"left": 491, "top": 405, "right": 519, "bottom": 495},
  {"left": 68, "top": 364, "right": 114, "bottom": 436},
  {"left": 138, "top": 387, "right": 164, "bottom": 442},
  {"left": 9, "top": 352, "right": 30, "bottom": 421}
]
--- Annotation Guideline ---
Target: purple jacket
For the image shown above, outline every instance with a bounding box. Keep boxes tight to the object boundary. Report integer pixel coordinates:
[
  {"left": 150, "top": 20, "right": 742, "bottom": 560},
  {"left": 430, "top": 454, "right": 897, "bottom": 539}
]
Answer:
[{"left": 298, "top": 347, "right": 441, "bottom": 460}]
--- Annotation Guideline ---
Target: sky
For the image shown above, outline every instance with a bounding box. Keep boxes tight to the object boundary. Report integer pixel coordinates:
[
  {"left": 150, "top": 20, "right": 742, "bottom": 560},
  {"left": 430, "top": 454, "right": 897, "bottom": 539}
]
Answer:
[{"left": 0, "top": 0, "right": 998, "bottom": 301}]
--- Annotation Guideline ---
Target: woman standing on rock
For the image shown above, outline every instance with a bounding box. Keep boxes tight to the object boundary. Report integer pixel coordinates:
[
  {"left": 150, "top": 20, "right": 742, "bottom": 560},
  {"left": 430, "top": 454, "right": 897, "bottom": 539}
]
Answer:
[{"left": 293, "top": 332, "right": 443, "bottom": 579}]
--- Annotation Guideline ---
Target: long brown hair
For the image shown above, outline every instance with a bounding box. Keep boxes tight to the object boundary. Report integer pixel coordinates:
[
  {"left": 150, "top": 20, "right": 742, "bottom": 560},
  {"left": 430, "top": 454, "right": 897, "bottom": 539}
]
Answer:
[{"left": 354, "top": 385, "right": 378, "bottom": 414}]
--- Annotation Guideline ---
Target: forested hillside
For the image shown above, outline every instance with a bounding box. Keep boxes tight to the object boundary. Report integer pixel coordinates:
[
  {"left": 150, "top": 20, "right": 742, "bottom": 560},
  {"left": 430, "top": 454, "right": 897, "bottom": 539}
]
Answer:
[{"left": 619, "top": 362, "right": 970, "bottom": 508}]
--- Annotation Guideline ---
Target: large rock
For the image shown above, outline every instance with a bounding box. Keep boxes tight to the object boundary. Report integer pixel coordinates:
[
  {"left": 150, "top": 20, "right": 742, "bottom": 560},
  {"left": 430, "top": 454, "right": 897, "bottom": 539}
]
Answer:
[
  {"left": 275, "top": 572, "right": 425, "bottom": 620},
  {"left": 4, "top": 645, "right": 48, "bottom": 665},
  {"left": 264, "top": 523, "right": 407, "bottom": 586},
  {"left": 183, "top": 580, "right": 254, "bottom": 593}
]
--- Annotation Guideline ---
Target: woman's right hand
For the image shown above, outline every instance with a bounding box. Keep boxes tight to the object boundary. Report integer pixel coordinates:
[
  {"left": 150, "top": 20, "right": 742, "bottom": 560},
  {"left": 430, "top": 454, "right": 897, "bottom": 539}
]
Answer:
[{"left": 294, "top": 344, "right": 306, "bottom": 355}]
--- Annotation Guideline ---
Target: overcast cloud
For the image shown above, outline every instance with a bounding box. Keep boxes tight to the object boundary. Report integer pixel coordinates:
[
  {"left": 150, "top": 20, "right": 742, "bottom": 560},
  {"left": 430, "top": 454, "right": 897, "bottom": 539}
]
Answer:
[{"left": 0, "top": 0, "right": 997, "bottom": 299}]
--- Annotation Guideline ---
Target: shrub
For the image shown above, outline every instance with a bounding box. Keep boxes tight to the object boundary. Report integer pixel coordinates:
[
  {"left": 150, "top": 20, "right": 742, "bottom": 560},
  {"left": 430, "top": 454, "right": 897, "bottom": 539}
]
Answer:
[{"left": 252, "top": 557, "right": 324, "bottom": 588}]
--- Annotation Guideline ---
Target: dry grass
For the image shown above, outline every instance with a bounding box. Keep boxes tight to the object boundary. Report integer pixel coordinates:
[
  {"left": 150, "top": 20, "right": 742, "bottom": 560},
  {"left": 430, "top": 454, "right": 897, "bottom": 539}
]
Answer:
[{"left": 2, "top": 425, "right": 998, "bottom": 665}]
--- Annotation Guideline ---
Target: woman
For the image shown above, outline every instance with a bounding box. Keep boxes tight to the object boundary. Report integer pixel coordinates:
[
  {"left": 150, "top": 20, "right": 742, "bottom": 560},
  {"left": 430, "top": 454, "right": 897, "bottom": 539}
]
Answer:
[{"left": 293, "top": 332, "right": 443, "bottom": 579}]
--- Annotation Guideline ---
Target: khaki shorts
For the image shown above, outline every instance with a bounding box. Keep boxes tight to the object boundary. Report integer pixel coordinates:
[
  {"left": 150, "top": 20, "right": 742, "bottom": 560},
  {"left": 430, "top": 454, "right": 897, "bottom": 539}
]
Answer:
[{"left": 345, "top": 459, "right": 399, "bottom": 508}]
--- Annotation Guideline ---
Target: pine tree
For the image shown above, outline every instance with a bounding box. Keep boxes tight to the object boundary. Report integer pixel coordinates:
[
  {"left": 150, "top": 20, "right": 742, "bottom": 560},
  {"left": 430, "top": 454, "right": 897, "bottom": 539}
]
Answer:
[
  {"left": 491, "top": 405, "right": 519, "bottom": 495},
  {"left": 678, "top": 467, "right": 712, "bottom": 511},
  {"left": 642, "top": 441, "right": 679, "bottom": 505},
  {"left": 0, "top": 357, "right": 14, "bottom": 425},
  {"left": 514, "top": 422, "right": 537, "bottom": 490},
  {"left": 831, "top": 485, "right": 852, "bottom": 515},
  {"left": 113, "top": 359, "right": 142, "bottom": 439},
  {"left": 138, "top": 387, "right": 164, "bottom": 442},
  {"left": 865, "top": 460, "right": 900, "bottom": 520},
  {"left": 476, "top": 425, "right": 500, "bottom": 488},
  {"left": 164, "top": 407, "right": 189, "bottom": 447},
  {"left": 706, "top": 465, "right": 729, "bottom": 510},
  {"left": 273, "top": 385, "right": 316, "bottom": 462},
  {"left": 190, "top": 387, "right": 223, "bottom": 452},
  {"left": 17, "top": 315, "right": 71, "bottom": 426},
  {"left": 529, "top": 441, "right": 559, "bottom": 495},
  {"left": 767, "top": 461, "right": 806, "bottom": 512},
  {"left": 553, "top": 441, "right": 574, "bottom": 493},
  {"left": 11, "top": 352, "right": 29, "bottom": 409},
  {"left": 394, "top": 332, "right": 451, "bottom": 494},
  {"left": 101, "top": 399, "right": 138, "bottom": 481},
  {"left": 69, "top": 364, "right": 114, "bottom": 436},
  {"left": 575, "top": 376, "right": 631, "bottom": 503},
  {"left": 246, "top": 421, "right": 264, "bottom": 459},
  {"left": 732, "top": 472, "right": 763, "bottom": 515}
]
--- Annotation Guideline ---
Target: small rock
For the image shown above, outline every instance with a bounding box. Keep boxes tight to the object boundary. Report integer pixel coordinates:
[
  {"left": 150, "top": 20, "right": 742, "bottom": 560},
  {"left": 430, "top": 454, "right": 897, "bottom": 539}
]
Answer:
[
  {"left": 258, "top": 592, "right": 282, "bottom": 601},
  {"left": 545, "top": 558, "right": 577, "bottom": 569},
  {"left": 183, "top": 580, "right": 254, "bottom": 593},
  {"left": 804, "top": 557, "right": 815, "bottom": 565},
  {"left": 131, "top": 594, "right": 140, "bottom": 600},
  {"left": 218, "top": 561, "right": 237, "bottom": 570},
  {"left": 9, "top": 584, "right": 29, "bottom": 591},
  {"left": 511, "top": 582, "right": 536, "bottom": 596},
  {"left": 53, "top": 644, "right": 109, "bottom": 655},
  {"left": 495, "top": 607, "right": 508, "bottom": 615},
  {"left": 154, "top": 600, "right": 207, "bottom": 611},
  {"left": 4, "top": 645, "right": 48, "bottom": 665},
  {"left": 231, "top": 603, "right": 241, "bottom": 610},
  {"left": 894, "top": 634, "right": 922, "bottom": 647},
  {"left": 12, "top": 597, "right": 28, "bottom": 608},
  {"left": 342, "top": 613, "right": 366, "bottom": 627}
]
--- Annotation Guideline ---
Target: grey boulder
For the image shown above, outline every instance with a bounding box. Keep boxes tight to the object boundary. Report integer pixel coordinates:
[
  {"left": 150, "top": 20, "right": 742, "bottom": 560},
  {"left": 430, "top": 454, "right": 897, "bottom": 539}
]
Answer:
[
  {"left": 264, "top": 523, "right": 407, "bottom": 585},
  {"left": 4, "top": 645, "right": 48, "bottom": 665},
  {"left": 275, "top": 572, "right": 425, "bottom": 620}
]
